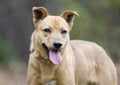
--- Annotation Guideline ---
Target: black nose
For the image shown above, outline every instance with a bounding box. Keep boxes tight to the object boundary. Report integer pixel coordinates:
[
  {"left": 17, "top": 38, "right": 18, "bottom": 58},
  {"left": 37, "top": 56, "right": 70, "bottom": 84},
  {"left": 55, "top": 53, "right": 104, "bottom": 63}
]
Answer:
[{"left": 53, "top": 42, "right": 62, "bottom": 49}]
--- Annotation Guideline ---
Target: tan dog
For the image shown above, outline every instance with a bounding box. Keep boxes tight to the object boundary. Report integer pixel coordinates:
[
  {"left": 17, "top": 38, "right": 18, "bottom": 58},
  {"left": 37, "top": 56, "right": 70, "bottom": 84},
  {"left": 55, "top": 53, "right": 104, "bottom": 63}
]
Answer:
[{"left": 27, "top": 7, "right": 117, "bottom": 85}]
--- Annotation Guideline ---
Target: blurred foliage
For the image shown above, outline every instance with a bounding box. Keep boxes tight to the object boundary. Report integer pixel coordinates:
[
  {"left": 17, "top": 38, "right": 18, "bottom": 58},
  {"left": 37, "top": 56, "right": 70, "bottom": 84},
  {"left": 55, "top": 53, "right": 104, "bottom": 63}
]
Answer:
[
  {"left": 0, "top": 36, "right": 20, "bottom": 66},
  {"left": 0, "top": 0, "right": 120, "bottom": 66}
]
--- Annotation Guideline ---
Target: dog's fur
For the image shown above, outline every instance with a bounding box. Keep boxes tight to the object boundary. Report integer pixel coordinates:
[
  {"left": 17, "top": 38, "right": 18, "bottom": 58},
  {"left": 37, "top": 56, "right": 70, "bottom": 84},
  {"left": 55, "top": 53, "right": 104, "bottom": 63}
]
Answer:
[{"left": 27, "top": 7, "right": 117, "bottom": 85}]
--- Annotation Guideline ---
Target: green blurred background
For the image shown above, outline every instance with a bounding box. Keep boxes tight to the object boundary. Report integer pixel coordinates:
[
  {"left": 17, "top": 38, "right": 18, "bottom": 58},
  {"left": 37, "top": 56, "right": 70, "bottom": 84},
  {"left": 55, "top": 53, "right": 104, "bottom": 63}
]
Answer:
[{"left": 0, "top": 0, "right": 120, "bottom": 85}]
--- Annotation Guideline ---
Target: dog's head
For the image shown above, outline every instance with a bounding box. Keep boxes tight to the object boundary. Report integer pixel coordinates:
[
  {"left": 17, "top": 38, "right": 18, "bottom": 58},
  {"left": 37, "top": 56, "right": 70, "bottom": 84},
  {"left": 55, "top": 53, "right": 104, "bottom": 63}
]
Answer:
[{"left": 31, "top": 7, "right": 79, "bottom": 64}]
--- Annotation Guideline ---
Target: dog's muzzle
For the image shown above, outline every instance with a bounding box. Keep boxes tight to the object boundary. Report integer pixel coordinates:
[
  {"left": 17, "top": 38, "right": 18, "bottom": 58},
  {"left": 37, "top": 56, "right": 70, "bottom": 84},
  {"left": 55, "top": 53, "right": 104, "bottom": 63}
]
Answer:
[{"left": 42, "top": 40, "right": 63, "bottom": 65}]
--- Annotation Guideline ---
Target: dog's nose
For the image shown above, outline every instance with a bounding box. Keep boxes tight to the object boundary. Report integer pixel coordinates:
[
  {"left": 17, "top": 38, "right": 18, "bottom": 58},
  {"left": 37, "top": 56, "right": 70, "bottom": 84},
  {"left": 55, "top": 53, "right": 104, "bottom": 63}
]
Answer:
[{"left": 53, "top": 42, "right": 62, "bottom": 49}]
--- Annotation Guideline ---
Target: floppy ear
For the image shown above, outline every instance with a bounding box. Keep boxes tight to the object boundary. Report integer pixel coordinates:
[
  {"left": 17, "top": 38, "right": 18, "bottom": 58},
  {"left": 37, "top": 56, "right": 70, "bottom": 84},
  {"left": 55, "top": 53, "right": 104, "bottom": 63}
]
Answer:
[
  {"left": 61, "top": 10, "right": 79, "bottom": 26},
  {"left": 32, "top": 7, "right": 49, "bottom": 25}
]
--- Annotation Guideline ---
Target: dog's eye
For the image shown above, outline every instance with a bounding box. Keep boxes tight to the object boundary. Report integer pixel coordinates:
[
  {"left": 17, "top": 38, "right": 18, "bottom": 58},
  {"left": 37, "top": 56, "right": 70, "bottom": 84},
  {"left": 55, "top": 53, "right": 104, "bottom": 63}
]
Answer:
[
  {"left": 43, "top": 28, "right": 51, "bottom": 33},
  {"left": 61, "top": 30, "right": 67, "bottom": 34}
]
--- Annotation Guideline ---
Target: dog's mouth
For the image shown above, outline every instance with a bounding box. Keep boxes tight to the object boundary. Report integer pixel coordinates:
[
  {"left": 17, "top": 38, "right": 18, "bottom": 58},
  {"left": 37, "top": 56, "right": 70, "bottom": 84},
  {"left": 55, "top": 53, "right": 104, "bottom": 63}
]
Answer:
[{"left": 42, "top": 43, "right": 62, "bottom": 64}]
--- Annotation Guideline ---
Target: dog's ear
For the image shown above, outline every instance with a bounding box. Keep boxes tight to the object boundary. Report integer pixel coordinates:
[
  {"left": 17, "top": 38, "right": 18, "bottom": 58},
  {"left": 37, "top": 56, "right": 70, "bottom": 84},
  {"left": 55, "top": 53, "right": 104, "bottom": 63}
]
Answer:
[
  {"left": 61, "top": 10, "right": 79, "bottom": 26},
  {"left": 32, "top": 7, "right": 49, "bottom": 25}
]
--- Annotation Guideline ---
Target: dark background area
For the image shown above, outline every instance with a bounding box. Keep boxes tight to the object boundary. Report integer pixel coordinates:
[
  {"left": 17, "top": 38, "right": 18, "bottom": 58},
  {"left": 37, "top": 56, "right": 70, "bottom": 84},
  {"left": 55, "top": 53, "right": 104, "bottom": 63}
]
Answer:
[{"left": 0, "top": 0, "right": 120, "bottom": 85}]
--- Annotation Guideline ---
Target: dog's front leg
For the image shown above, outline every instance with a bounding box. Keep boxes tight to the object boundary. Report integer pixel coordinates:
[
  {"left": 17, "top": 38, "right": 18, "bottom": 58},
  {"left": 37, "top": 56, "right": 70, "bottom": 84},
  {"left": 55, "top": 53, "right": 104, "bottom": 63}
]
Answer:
[
  {"left": 27, "top": 55, "right": 42, "bottom": 85},
  {"left": 27, "top": 74, "right": 40, "bottom": 85},
  {"left": 27, "top": 66, "right": 41, "bottom": 85},
  {"left": 56, "top": 67, "right": 75, "bottom": 85}
]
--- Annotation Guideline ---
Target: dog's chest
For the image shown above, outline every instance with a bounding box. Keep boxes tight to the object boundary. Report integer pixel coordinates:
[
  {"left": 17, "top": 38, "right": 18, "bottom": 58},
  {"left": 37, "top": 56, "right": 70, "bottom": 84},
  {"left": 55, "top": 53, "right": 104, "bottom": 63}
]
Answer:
[{"left": 39, "top": 60, "right": 57, "bottom": 83}]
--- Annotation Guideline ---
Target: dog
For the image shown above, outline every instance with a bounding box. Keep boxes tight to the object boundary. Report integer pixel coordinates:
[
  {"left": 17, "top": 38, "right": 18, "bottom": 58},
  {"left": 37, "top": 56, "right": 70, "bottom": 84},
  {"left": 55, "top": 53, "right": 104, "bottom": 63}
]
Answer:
[{"left": 27, "top": 7, "right": 117, "bottom": 85}]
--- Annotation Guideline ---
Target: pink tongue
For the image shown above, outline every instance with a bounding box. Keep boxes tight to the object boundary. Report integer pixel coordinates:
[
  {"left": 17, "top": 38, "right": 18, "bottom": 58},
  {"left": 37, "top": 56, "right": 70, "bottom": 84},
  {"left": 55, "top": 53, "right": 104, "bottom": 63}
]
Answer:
[{"left": 49, "top": 50, "right": 62, "bottom": 64}]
